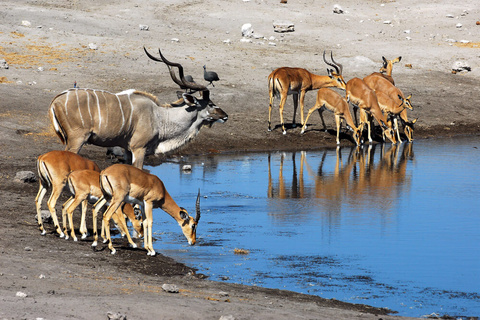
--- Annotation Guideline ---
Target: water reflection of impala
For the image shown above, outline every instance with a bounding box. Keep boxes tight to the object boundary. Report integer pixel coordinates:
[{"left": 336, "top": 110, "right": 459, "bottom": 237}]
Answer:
[{"left": 267, "top": 143, "right": 414, "bottom": 216}]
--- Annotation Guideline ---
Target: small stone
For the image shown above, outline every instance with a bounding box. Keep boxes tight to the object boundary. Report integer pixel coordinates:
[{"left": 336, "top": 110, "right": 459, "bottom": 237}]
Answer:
[
  {"left": 16, "top": 291, "right": 27, "bottom": 298},
  {"left": 241, "top": 23, "right": 254, "bottom": 37},
  {"left": 171, "top": 38, "right": 179, "bottom": 42},
  {"left": 383, "top": 20, "right": 392, "bottom": 24},
  {"left": 219, "top": 316, "right": 235, "bottom": 320},
  {"left": 452, "top": 60, "right": 471, "bottom": 73},
  {"left": 182, "top": 165, "right": 192, "bottom": 172},
  {"left": 107, "top": 312, "right": 127, "bottom": 320},
  {"left": 456, "top": 23, "right": 462, "bottom": 28},
  {"left": 21, "top": 20, "right": 31, "bottom": 27},
  {"left": 139, "top": 24, "right": 149, "bottom": 31},
  {"left": 88, "top": 43, "right": 98, "bottom": 50},
  {"left": 14, "top": 171, "right": 37, "bottom": 183},
  {"left": 162, "top": 283, "right": 179, "bottom": 293},
  {"left": 333, "top": 4, "right": 343, "bottom": 14},
  {"left": 446, "top": 14, "right": 454, "bottom": 18},
  {"left": 24, "top": 246, "right": 33, "bottom": 251},
  {"left": 273, "top": 20, "right": 295, "bottom": 33},
  {"left": 39, "top": 274, "right": 46, "bottom": 279},
  {"left": 0, "top": 59, "right": 9, "bottom": 69}
]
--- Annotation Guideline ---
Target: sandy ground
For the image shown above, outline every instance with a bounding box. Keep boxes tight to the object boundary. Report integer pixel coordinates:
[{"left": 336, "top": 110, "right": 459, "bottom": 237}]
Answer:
[{"left": 0, "top": 0, "right": 479, "bottom": 319}]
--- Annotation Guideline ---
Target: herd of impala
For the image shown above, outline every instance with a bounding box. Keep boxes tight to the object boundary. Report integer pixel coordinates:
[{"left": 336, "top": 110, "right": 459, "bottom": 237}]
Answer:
[
  {"left": 35, "top": 47, "right": 416, "bottom": 257},
  {"left": 268, "top": 53, "right": 417, "bottom": 146}
]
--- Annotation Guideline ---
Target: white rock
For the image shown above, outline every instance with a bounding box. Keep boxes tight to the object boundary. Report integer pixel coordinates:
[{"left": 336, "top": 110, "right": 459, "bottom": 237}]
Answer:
[
  {"left": 162, "top": 283, "right": 179, "bottom": 293},
  {"left": 223, "top": 39, "right": 231, "bottom": 44},
  {"left": 446, "top": 14, "right": 454, "bottom": 18},
  {"left": 452, "top": 60, "right": 471, "bottom": 72},
  {"left": 460, "top": 40, "right": 470, "bottom": 43},
  {"left": 383, "top": 20, "right": 392, "bottom": 24},
  {"left": 88, "top": 43, "right": 98, "bottom": 50},
  {"left": 0, "top": 59, "right": 8, "bottom": 69},
  {"left": 171, "top": 38, "right": 179, "bottom": 42},
  {"left": 456, "top": 23, "right": 462, "bottom": 28},
  {"left": 268, "top": 42, "right": 276, "bottom": 46},
  {"left": 16, "top": 291, "right": 27, "bottom": 298},
  {"left": 404, "top": 30, "right": 411, "bottom": 34},
  {"left": 445, "top": 38, "right": 457, "bottom": 43},
  {"left": 240, "top": 38, "right": 252, "bottom": 43},
  {"left": 182, "top": 165, "right": 192, "bottom": 172},
  {"left": 139, "top": 24, "right": 149, "bottom": 31},
  {"left": 405, "top": 36, "right": 412, "bottom": 40},
  {"left": 333, "top": 4, "right": 344, "bottom": 14},
  {"left": 21, "top": 20, "right": 31, "bottom": 27},
  {"left": 273, "top": 20, "right": 295, "bottom": 33},
  {"left": 241, "top": 23, "right": 254, "bottom": 37}
]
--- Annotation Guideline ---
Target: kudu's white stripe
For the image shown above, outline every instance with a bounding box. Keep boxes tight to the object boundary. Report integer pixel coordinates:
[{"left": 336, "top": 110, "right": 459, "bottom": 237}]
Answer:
[
  {"left": 74, "top": 89, "right": 85, "bottom": 127},
  {"left": 115, "top": 94, "right": 125, "bottom": 135},
  {"left": 64, "top": 90, "right": 70, "bottom": 116},
  {"left": 87, "top": 90, "right": 93, "bottom": 123},
  {"left": 93, "top": 90, "right": 102, "bottom": 128},
  {"left": 101, "top": 91, "right": 108, "bottom": 128}
]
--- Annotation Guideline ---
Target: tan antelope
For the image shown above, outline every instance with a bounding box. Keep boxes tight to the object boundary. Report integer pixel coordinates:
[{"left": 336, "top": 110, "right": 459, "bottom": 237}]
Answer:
[
  {"left": 300, "top": 88, "right": 361, "bottom": 146},
  {"left": 63, "top": 169, "right": 143, "bottom": 245},
  {"left": 346, "top": 78, "right": 396, "bottom": 144},
  {"left": 267, "top": 51, "right": 346, "bottom": 134},
  {"left": 397, "top": 108, "right": 417, "bottom": 142},
  {"left": 99, "top": 164, "right": 201, "bottom": 256},
  {"left": 49, "top": 48, "right": 228, "bottom": 169},
  {"left": 371, "top": 56, "right": 402, "bottom": 85},
  {"left": 375, "top": 91, "right": 413, "bottom": 143},
  {"left": 363, "top": 73, "right": 413, "bottom": 111},
  {"left": 35, "top": 150, "right": 100, "bottom": 237}
]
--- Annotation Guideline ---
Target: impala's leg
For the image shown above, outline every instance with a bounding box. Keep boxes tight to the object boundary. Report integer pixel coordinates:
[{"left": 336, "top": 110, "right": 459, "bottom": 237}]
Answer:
[
  {"left": 279, "top": 94, "right": 288, "bottom": 134},
  {"left": 35, "top": 184, "right": 48, "bottom": 235},
  {"left": 102, "top": 200, "right": 124, "bottom": 255},
  {"left": 112, "top": 208, "right": 137, "bottom": 249},
  {"left": 79, "top": 199, "right": 89, "bottom": 238},
  {"left": 65, "top": 196, "right": 83, "bottom": 241},
  {"left": 62, "top": 196, "right": 75, "bottom": 239},
  {"left": 301, "top": 104, "right": 319, "bottom": 134},
  {"left": 298, "top": 91, "right": 307, "bottom": 127},
  {"left": 292, "top": 93, "right": 299, "bottom": 128},
  {"left": 394, "top": 117, "right": 402, "bottom": 144},
  {"left": 46, "top": 186, "right": 65, "bottom": 237},
  {"left": 335, "top": 114, "right": 341, "bottom": 145},
  {"left": 319, "top": 108, "right": 328, "bottom": 132},
  {"left": 360, "top": 109, "right": 372, "bottom": 144},
  {"left": 268, "top": 91, "right": 275, "bottom": 132},
  {"left": 143, "top": 201, "right": 155, "bottom": 256},
  {"left": 92, "top": 197, "right": 106, "bottom": 247}
]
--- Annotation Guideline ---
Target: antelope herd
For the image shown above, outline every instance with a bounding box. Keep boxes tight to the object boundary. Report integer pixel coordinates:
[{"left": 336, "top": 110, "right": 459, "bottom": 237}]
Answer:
[
  {"left": 35, "top": 47, "right": 416, "bottom": 257},
  {"left": 269, "top": 54, "right": 417, "bottom": 145}
]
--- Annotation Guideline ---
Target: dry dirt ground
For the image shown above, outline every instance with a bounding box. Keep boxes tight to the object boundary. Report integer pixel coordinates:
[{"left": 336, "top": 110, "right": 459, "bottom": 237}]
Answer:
[{"left": 0, "top": 0, "right": 479, "bottom": 319}]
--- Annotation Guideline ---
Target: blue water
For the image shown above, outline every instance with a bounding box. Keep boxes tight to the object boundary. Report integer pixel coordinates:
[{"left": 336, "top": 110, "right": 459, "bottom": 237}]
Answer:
[{"left": 146, "top": 136, "right": 480, "bottom": 317}]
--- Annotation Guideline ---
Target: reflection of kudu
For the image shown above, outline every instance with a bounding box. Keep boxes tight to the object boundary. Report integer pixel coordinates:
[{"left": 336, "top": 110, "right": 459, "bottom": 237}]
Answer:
[
  {"left": 267, "top": 51, "right": 346, "bottom": 134},
  {"left": 49, "top": 48, "right": 228, "bottom": 169}
]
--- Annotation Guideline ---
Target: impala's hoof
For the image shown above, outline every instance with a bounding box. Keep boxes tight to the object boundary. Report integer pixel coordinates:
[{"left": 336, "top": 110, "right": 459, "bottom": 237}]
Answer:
[
  {"left": 92, "top": 241, "right": 98, "bottom": 247},
  {"left": 282, "top": 131, "right": 287, "bottom": 135},
  {"left": 110, "top": 248, "right": 116, "bottom": 255},
  {"left": 81, "top": 234, "right": 88, "bottom": 239},
  {"left": 129, "top": 243, "right": 138, "bottom": 249}
]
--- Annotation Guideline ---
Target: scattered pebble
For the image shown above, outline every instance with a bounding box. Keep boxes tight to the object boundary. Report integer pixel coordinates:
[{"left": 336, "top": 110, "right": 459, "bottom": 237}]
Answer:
[
  {"left": 21, "top": 20, "right": 31, "bottom": 27},
  {"left": 456, "top": 23, "right": 462, "bottom": 28},
  {"left": 333, "top": 4, "right": 344, "bottom": 14},
  {"left": 182, "top": 165, "right": 192, "bottom": 173},
  {"left": 16, "top": 291, "right": 27, "bottom": 298},
  {"left": 162, "top": 283, "right": 179, "bottom": 293},
  {"left": 107, "top": 312, "right": 127, "bottom": 320},
  {"left": 14, "top": 171, "right": 37, "bottom": 183},
  {"left": 88, "top": 43, "right": 98, "bottom": 50},
  {"left": 139, "top": 24, "right": 149, "bottom": 31}
]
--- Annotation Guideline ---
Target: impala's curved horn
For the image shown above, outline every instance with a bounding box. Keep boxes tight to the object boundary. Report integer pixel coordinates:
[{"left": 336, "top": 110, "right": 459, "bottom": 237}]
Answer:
[
  {"left": 323, "top": 50, "right": 343, "bottom": 75},
  {"left": 195, "top": 189, "right": 201, "bottom": 223}
]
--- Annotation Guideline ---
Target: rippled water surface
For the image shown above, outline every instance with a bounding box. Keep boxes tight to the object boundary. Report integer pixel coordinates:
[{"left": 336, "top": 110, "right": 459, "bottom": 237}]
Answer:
[{"left": 146, "top": 136, "right": 480, "bottom": 317}]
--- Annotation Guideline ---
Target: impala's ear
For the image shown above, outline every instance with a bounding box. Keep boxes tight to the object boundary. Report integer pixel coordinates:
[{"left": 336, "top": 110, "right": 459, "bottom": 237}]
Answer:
[
  {"left": 182, "top": 93, "right": 200, "bottom": 107},
  {"left": 179, "top": 208, "right": 190, "bottom": 223}
]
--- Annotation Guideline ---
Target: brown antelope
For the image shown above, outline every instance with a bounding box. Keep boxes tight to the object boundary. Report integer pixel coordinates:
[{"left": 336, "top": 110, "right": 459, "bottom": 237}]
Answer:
[
  {"left": 375, "top": 91, "right": 413, "bottom": 143},
  {"left": 397, "top": 108, "right": 417, "bottom": 142},
  {"left": 345, "top": 78, "right": 396, "bottom": 144},
  {"left": 371, "top": 56, "right": 402, "bottom": 85},
  {"left": 49, "top": 48, "right": 228, "bottom": 169},
  {"left": 99, "top": 164, "right": 201, "bottom": 256},
  {"left": 267, "top": 51, "right": 346, "bottom": 134},
  {"left": 363, "top": 73, "right": 413, "bottom": 111},
  {"left": 36, "top": 151, "right": 100, "bottom": 237},
  {"left": 63, "top": 169, "right": 143, "bottom": 245},
  {"left": 300, "top": 88, "right": 361, "bottom": 146}
]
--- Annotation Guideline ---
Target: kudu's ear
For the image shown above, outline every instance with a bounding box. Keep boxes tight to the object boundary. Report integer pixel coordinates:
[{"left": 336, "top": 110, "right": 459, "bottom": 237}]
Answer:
[{"left": 182, "top": 93, "right": 200, "bottom": 107}]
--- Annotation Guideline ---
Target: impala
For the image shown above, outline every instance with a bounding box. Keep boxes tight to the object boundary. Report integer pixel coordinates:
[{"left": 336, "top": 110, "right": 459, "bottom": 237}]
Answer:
[
  {"left": 35, "top": 150, "right": 100, "bottom": 236},
  {"left": 267, "top": 51, "right": 346, "bottom": 134},
  {"left": 99, "top": 164, "right": 201, "bottom": 256},
  {"left": 49, "top": 48, "right": 228, "bottom": 169},
  {"left": 375, "top": 91, "right": 413, "bottom": 143},
  {"left": 63, "top": 169, "right": 143, "bottom": 245},
  {"left": 371, "top": 56, "right": 402, "bottom": 85},
  {"left": 346, "top": 78, "right": 396, "bottom": 144},
  {"left": 397, "top": 108, "right": 417, "bottom": 142},
  {"left": 363, "top": 73, "right": 413, "bottom": 111},
  {"left": 300, "top": 88, "right": 361, "bottom": 146}
]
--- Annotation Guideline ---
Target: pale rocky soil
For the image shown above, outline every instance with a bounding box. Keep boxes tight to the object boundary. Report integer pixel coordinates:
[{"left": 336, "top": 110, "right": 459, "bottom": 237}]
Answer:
[{"left": 0, "top": 0, "right": 479, "bottom": 319}]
